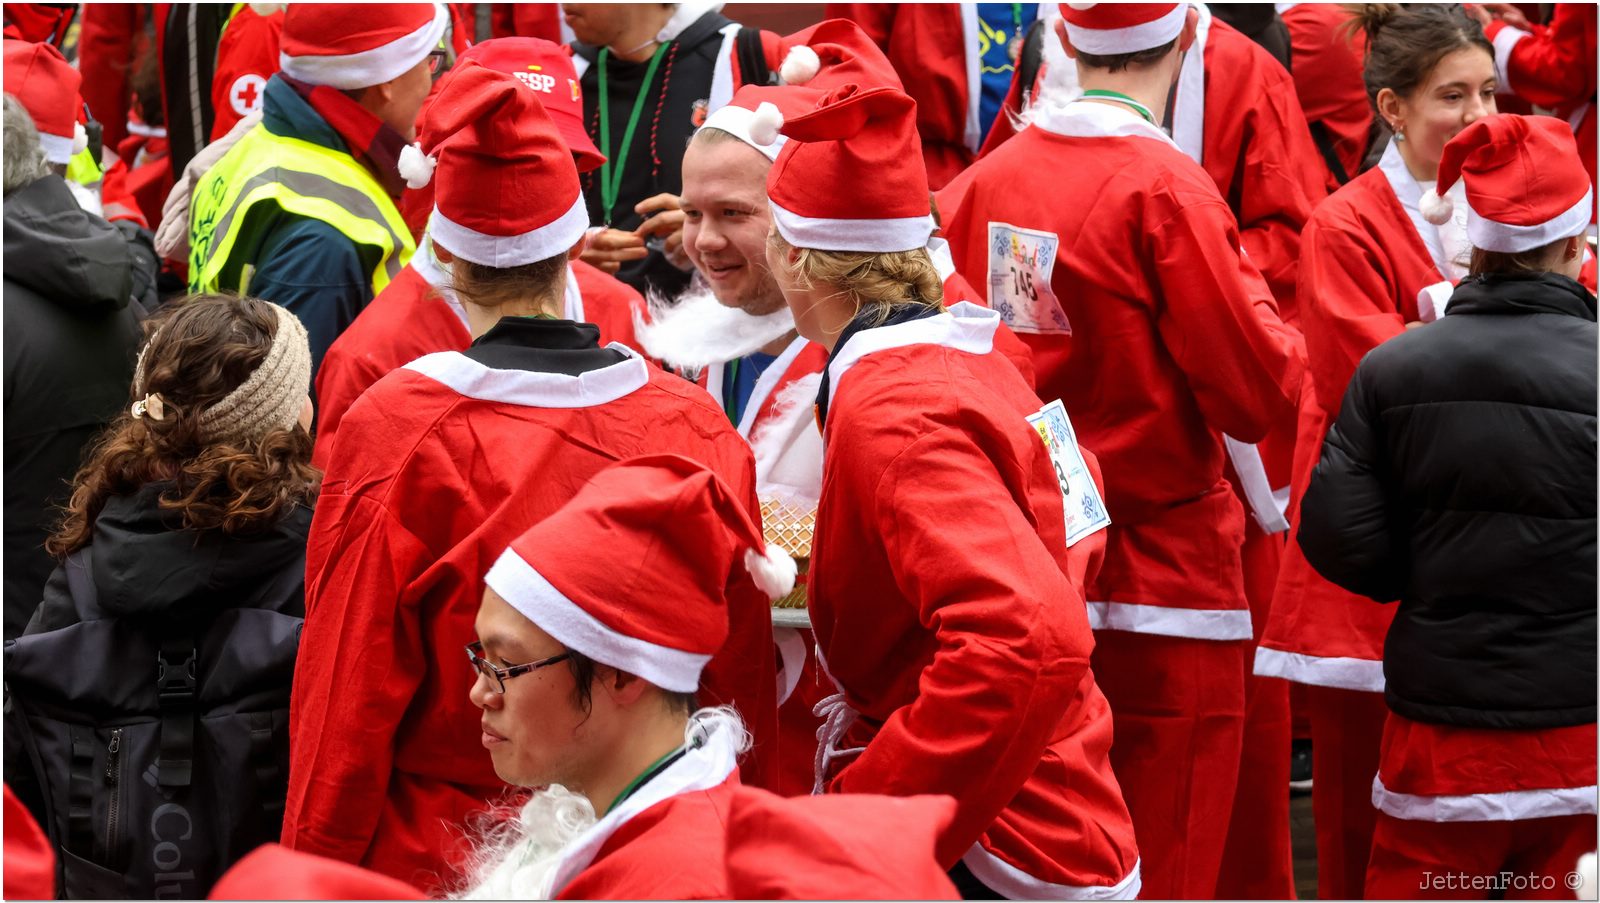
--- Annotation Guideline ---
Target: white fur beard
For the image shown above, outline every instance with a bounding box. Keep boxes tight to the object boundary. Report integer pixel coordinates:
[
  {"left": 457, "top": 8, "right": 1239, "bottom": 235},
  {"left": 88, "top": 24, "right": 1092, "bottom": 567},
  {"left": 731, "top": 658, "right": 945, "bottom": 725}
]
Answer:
[
  {"left": 455, "top": 785, "right": 598, "bottom": 901},
  {"left": 1015, "top": 14, "right": 1084, "bottom": 132},
  {"left": 633, "top": 279, "right": 797, "bottom": 372}
]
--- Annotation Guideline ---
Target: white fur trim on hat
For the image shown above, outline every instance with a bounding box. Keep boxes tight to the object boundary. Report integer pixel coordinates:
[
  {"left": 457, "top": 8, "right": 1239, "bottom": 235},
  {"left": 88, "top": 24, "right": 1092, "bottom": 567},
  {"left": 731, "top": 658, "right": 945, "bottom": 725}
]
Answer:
[
  {"left": 769, "top": 199, "right": 935, "bottom": 254},
  {"left": 36, "top": 130, "right": 74, "bottom": 165},
  {"left": 700, "top": 103, "right": 787, "bottom": 161},
  {"left": 779, "top": 45, "right": 820, "bottom": 85},
  {"left": 1419, "top": 188, "right": 1454, "bottom": 226},
  {"left": 744, "top": 544, "right": 797, "bottom": 601},
  {"left": 278, "top": 2, "right": 449, "bottom": 90},
  {"left": 485, "top": 549, "right": 711, "bottom": 694},
  {"left": 429, "top": 193, "right": 590, "bottom": 268},
  {"left": 1064, "top": 3, "right": 1186, "bottom": 55},
  {"left": 1467, "top": 186, "right": 1594, "bottom": 253},
  {"left": 398, "top": 142, "right": 437, "bottom": 189}
]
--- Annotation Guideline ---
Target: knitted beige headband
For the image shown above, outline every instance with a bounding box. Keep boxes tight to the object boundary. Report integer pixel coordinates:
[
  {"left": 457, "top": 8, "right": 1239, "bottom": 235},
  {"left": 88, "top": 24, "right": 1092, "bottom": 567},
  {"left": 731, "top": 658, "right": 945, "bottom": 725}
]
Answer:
[{"left": 133, "top": 302, "right": 312, "bottom": 444}]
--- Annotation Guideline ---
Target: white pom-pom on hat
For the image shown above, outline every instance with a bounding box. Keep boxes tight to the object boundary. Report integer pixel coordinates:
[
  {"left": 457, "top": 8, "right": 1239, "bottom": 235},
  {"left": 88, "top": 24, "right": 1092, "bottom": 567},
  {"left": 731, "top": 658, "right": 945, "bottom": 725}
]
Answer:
[
  {"left": 780, "top": 44, "right": 821, "bottom": 85},
  {"left": 743, "top": 544, "right": 797, "bottom": 601},
  {"left": 1419, "top": 188, "right": 1454, "bottom": 226},
  {"left": 749, "top": 102, "right": 785, "bottom": 147},
  {"left": 398, "top": 142, "right": 437, "bottom": 189},
  {"left": 72, "top": 121, "right": 88, "bottom": 155}
]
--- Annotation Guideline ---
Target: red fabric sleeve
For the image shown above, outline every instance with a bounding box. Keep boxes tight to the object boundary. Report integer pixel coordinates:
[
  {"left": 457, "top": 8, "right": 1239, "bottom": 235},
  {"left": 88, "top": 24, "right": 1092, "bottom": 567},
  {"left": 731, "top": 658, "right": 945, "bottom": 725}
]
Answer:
[
  {"left": 1298, "top": 217, "right": 1406, "bottom": 420},
  {"left": 830, "top": 426, "right": 1094, "bottom": 867},
  {"left": 98, "top": 157, "right": 150, "bottom": 228},
  {"left": 1489, "top": 8, "right": 1598, "bottom": 109},
  {"left": 824, "top": 3, "right": 897, "bottom": 48},
  {"left": 209, "top": 7, "right": 283, "bottom": 142},
  {"left": 77, "top": 4, "right": 139, "bottom": 151},
  {"left": 1151, "top": 199, "right": 1306, "bottom": 443},
  {"left": 282, "top": 493, "right": 432, "bottom": 865},
  {"left": 311, "top": 345, "right": 387, "bottom": 470}
]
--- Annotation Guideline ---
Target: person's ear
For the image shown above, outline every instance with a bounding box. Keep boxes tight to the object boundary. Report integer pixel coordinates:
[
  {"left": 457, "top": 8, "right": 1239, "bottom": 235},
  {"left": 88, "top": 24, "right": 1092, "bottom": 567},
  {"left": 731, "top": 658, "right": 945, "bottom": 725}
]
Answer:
[
  {"left": 433, "top": 241, "right": 456, "bottom": 264},
  {"left": 568, "top": 234, "right": 588, "bottom": 261},
  {"left": 1375, "top": 87, "right": 1404, "bottom": 133},
  {"left": 1565, "top": 235, "right": 1584, "bottom": 262},
  {"left": 1177, "top": 7, "right": 1199, "bottom": 52},
  {"left": 1054, "top": 18, "right": 1079, "bottom": 61},
  {"left": 599, "top": 669, "right": 651, "bottom": 708}
]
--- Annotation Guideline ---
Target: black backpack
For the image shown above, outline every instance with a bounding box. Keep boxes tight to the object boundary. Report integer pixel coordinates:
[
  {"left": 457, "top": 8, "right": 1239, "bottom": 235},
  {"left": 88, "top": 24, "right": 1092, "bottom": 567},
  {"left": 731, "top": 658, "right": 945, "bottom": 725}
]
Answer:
[{"left": 4, "top": 550, "right": 302, "bottom": 899}]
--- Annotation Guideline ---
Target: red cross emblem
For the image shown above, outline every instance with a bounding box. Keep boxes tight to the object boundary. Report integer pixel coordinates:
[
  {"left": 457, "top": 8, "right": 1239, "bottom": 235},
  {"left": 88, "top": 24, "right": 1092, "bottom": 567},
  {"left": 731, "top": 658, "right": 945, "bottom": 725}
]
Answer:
[{"left": 229, "top": 74, "right": 267, "bottom": 116}]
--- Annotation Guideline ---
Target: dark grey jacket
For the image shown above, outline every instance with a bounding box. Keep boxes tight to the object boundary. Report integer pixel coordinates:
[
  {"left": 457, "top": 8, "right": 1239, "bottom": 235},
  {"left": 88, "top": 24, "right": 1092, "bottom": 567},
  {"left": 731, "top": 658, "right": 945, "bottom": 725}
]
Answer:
[{"left": 3, "top": 175, "right": 145, "bottom": 640}]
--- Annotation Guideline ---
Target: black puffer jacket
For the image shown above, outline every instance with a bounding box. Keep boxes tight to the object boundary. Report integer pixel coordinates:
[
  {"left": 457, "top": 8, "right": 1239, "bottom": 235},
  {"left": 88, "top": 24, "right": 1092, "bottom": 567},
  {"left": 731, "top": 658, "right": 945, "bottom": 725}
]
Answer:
[
  {"left": 1299, "top": 272, "right": 1596, "bottom": 730},
  {"left": 3, "top": 174, "right": 146, "bottom": 641}
]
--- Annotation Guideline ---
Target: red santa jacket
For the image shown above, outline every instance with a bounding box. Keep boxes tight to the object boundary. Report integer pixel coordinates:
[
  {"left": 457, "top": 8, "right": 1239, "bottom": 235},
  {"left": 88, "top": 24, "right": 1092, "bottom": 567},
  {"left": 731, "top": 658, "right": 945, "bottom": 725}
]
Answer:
[
  {"left": 808, "top": 302, "right": 1141, "bottom": 898},
  {"left": 210, "top": 4, "right": 283, "bottom": 141},
  {"left": 939, "top": 102, "right": 1305, "bottom": 639},
  {"left": 1279, "top": 2, "right": 1371, "bottom": 188},
  {"left": 312, "top": 237, "right": 645, "bottom": 466},
  {"left": 1487, "top": 6, "right": 1598, "bottom": 223},
  {"left": 1373, "top": 715, "right": 1597, "bottom": 823},
  {"left": 1255, "top": 141, "right": 1452, "bottom": 693},
  {"left": 283, "top": 335, "right": 776, "bottom": 889},
  {"left": 824, "top": 3, "right": 986, "bottom": 190}
]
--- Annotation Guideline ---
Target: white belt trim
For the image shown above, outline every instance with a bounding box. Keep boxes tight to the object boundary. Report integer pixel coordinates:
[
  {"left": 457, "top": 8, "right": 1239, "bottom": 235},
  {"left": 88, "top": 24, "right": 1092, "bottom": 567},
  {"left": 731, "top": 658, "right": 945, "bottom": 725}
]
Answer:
[
  {"left": 963, "top": 846, "right": 1141, "bottom": 901},
  {"left": 1086, "top": 601, "right": 1253, "bottom": 641},
  {"left": 1252, "top": 647, "right": 1386, "bottom": 692},
  {"left": 773, "top": 627, "right": 807, "bottom": 706},
  {"left": 1372, "top": 775, "right": 1599, "bottom": 823},
  {"left": 811, "top": 693, "right": 865, "bottom": 795},
  {"left": 1223, "top": 436, "right": 1290, "bottom": 534}
]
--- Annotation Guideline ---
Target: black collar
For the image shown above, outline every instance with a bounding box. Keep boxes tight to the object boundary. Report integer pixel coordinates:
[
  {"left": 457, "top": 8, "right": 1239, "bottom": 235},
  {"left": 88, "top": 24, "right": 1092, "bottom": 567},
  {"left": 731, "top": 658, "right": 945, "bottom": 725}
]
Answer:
[
  {"left": 465, "top": 317, "right": 628, "bottom": 376},
  {"left": 1446, "top": 272, "right": 1598, "bottom": 323}
]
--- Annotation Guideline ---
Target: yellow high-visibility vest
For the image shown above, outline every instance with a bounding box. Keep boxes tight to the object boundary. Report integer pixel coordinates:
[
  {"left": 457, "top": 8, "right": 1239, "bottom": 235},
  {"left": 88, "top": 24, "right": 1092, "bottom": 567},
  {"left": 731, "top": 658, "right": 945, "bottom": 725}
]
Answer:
[{"left": 189, "top": 124, "right": 414, "bottom": 295}]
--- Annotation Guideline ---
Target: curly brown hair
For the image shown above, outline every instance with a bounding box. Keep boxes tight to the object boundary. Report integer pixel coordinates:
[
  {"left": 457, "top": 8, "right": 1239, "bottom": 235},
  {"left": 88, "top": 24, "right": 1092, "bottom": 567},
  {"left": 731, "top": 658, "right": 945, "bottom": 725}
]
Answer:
[{"left": 46, "top": 294, "right": 320, "bottom": 558}]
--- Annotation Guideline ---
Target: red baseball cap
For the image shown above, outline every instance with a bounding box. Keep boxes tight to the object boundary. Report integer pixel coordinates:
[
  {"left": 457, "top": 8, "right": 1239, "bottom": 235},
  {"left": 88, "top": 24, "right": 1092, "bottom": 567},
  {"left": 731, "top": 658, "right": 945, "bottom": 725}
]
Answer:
[{"left": 456, "top": 37, "right": 603, "bottom": 174}]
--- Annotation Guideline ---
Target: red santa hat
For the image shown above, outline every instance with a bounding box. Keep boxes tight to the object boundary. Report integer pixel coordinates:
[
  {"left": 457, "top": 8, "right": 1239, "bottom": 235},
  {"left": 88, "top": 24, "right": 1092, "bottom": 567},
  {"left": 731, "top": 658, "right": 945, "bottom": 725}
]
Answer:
[
  {"left": 278, "top": 3, "right": 448, "bottom": 91},
  {"left": 456, "top": 37, "right": 603, "bottom": 174},
  {"left": 397, "top": 60, "right": 588, "bottom": 268},
  {"left": 2, "top": 38, "right": 87, "bottom": 164},
  {"left": 484, "top": 455, "right": 795, "bottom": 694},
  {"left": 1418, "top": 113, "right": 1593, "bottom": 253},
  {"left": 703, "top": 18, "right": 900, "bottom": 162},
  {"left": 765, "top": 85, "right": 934, "bottom": 253},
  {"left": 1061, "top": 3, "right": 1187, "bottom": 56}
]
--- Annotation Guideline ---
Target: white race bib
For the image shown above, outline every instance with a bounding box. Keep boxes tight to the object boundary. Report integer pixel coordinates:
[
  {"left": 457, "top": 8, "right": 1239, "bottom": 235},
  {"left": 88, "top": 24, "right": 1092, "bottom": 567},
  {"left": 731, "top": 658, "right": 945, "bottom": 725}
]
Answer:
[
  {"left": 987, "top": 222, "right": 1071, "bottom": 335},
  {"left": 1027, "top": 400, "right": 1111, "bottom": 547}
]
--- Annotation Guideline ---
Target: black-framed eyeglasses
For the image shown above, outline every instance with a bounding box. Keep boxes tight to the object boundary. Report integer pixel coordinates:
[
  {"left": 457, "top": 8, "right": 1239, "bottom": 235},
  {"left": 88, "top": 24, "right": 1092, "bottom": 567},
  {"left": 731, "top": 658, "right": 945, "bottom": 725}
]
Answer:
[
  {"left": 466, "top": 641, "right": 571, "bottom": 694},
  {"left": 426, "top": 48, "right": 450, "bottom": 77}
]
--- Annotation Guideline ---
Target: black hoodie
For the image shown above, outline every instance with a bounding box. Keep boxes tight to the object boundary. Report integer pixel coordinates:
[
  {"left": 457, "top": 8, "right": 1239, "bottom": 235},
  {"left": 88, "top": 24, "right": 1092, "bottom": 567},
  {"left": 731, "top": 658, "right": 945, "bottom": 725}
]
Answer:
[{"left": 3, "top": 175, "right": 146, "bottom": 640}]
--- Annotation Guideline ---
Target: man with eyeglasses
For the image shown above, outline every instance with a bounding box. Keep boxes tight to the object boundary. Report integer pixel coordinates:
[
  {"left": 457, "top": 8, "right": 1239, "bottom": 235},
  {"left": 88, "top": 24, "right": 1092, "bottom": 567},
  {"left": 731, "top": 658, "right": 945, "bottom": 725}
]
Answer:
[{"left": 187, "top": 3, "right": 447, "bottom": 377}]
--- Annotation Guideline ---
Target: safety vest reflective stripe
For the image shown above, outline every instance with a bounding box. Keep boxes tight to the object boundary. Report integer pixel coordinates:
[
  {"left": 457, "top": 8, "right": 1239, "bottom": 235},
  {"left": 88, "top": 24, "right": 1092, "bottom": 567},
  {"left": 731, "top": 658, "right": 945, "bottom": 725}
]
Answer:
[{"left": 189, "top": 126, "right": 413, "bottom": 296}]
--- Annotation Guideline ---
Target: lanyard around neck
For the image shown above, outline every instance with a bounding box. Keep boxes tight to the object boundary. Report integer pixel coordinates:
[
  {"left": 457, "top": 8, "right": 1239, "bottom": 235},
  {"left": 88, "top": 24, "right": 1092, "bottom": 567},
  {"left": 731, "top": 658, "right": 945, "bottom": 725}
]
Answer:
[
  {"left": 597, "top": 42, "right": 672, "bottom": 227},
  {"left": 1079, "top": 89, "right": 1157, "bottom": 126}
]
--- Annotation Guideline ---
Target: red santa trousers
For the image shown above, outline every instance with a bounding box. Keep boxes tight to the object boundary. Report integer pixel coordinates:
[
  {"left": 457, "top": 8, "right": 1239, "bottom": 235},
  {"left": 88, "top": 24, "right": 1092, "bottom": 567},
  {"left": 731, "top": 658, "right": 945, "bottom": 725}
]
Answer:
[
  {"left": 1215, "top": 524, "right": 1295, "bottom": 899},
  {"left": 1309, "top": 684, "right": 1389, "bottom": 900},
  {"left": 1365, "top": 813, "right": 1597, "bottom": 900},
  {"left": 1091, "top": 631, "right": 1247, "bottom": 899}
]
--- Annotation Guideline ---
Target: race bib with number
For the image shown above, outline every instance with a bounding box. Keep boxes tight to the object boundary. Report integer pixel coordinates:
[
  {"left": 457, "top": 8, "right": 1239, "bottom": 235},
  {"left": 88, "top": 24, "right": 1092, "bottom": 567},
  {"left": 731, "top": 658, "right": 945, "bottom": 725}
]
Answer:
[
  {"left": 1027, "top": 399, "right": 1111, "bottom": 547},
  {"left": 987, "top": 222, "right": 1071, "bottom": 336}
]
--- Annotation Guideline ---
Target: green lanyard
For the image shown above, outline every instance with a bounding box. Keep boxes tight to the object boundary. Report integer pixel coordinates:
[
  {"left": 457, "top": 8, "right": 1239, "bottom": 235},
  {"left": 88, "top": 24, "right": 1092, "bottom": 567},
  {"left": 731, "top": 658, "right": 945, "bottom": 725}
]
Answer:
[
  {"left": 721, "top": 357, "right": 742, "bottom": 425},
  {"left": 1079, "top": 89, "right": 1157, "bottom": 125},
  {"left": 597, "top": 42, "right": 671, "bottom": 227},
  {"left": 606, "top": 746, "right": 686, "bottom": 814}
]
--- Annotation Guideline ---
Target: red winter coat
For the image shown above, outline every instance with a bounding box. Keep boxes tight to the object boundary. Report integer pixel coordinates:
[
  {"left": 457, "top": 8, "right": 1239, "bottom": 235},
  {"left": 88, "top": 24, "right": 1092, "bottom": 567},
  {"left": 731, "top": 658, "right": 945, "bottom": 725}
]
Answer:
[
  {"left": 1256, "top": 142, "right": 1449, "bottom": 693},
  {"left": 940, "top": 102, "right": 1305, "bottom": 639},
  {"left": 284, "top": 339, "right": 775, "bottom": 889},
  {"left": 312, "top": 240, "right": 645, "bottom": 466},
  {"left": 210, "top": 4, "right": 283, "bottom": 141},
  {"left": 810, "top": 302, "right": 1141, "bottom": 898},
  {"left": 1279, "top": 3, "right": 1371, "bottom": 188}
]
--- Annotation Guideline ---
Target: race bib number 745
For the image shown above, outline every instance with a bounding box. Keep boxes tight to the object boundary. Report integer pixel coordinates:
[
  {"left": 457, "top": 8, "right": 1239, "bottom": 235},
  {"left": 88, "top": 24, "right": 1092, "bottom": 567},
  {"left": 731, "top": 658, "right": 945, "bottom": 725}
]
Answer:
[
  {"left": 1027, "top": 399, "right": 1110, "bottom": 547},
  {"left": 987, "top": 222, "right": 1071, "bottom": 335}
]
